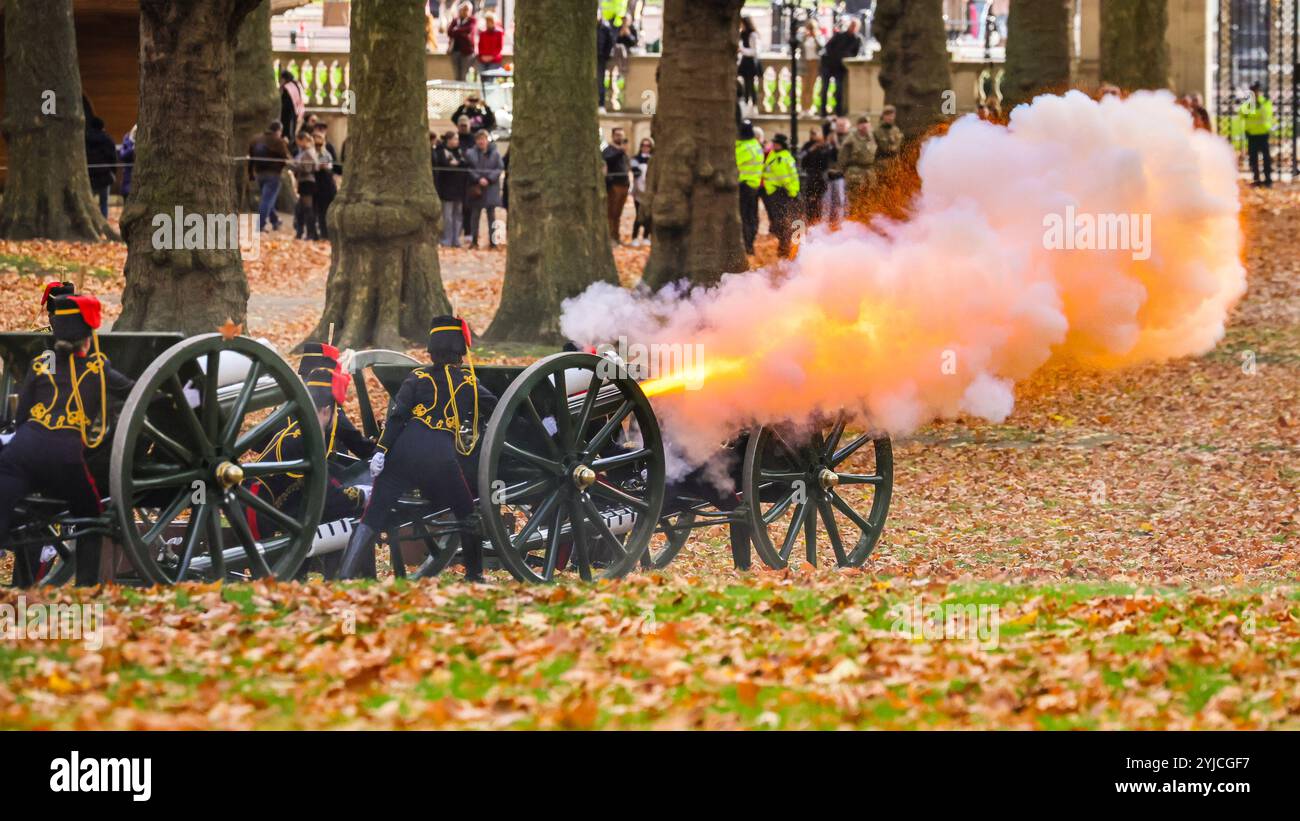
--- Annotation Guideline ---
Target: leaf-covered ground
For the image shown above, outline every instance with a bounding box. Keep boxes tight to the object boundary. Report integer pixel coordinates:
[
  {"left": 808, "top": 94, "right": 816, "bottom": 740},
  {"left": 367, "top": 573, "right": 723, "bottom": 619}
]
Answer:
[{"left": 0, "top": 185, "right": 1296, "bottom": 729}]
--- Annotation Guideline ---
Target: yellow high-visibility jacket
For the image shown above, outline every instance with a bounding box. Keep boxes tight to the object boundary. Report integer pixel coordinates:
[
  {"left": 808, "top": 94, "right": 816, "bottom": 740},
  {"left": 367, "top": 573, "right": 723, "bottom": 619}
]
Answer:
[
  {"left": 762, "top": 149, "right": 799, "bottom": 197},
  {"left": 736, "top": 139, "right": 764, "bottom": 188},
  {"left": 1239, "top": 95, "right": 1274, "bottom": 136}
]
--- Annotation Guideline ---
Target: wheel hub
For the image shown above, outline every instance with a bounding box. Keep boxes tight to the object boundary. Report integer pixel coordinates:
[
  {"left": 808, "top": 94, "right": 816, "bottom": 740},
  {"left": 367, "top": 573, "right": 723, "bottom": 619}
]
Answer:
[
  {"left": 571, "top": 464, "right": 597, "bottom": 490},
  {"left": 817, "top": 468, "right": 839, "bottom": 490},
  {"left": 215, "top": 461, "right": 244, "bottom": 489}
]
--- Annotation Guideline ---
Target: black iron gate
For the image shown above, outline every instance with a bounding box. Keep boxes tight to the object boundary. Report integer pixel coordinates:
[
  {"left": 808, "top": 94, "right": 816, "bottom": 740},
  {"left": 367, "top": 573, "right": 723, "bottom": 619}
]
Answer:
[{"left": 1214, "top": 0, "right": 1299, "bottom": 178}]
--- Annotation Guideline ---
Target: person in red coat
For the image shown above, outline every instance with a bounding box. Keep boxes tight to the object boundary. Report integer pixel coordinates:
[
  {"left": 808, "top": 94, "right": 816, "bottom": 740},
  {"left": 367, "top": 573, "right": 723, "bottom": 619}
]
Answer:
[{"left": 477, "top": 10, "right": 504, "bottom": 74}]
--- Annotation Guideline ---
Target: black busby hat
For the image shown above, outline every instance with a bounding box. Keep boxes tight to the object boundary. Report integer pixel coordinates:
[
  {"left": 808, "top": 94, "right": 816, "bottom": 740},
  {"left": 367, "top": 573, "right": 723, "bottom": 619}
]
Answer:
[
  {"left": 304, "top": 366, "right": 349, "bottom": 409},
  {"left": 738, "top": 119, "right": 755, "bottom": 140},
  {"left": 428, "top": 314, "right": 471, "bottom": 359},
  {"left": 42, "top": 281, "right": 76, "bottom": 310},
  {"left": 298, "top": 341, "right": 341, "bottom": 377},
  {"left": 48, "top": 294, "right": 102, "bottom": 342}
]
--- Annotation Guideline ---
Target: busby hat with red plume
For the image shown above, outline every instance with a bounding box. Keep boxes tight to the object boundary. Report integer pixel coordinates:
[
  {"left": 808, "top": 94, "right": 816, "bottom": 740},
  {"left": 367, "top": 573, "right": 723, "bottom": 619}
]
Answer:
[
  {"left": 428, "top": 315, "right": 471, "bottom": 360},
  {"left": 298, "top": 341, "right": 341, "bottom": 377},
  {"left": 304, "top": 366, "right": 350, "bottom": 409},
  {"left": 42, "top": 281, "right": 76, "bottom": 309},
  {"left": 48, "top": 294, "right": 102, "bottom": 342}
]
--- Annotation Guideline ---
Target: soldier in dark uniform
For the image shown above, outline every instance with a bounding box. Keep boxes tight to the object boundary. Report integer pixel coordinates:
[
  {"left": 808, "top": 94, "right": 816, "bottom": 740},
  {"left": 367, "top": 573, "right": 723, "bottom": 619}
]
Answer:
[
  {"left": 0, "top": 294, "right": 133, "bottom": 586},
  {"left": 296, "top": 341, "right": 375, "bottom": 461},
  {"left": 337, "top": 315, "right": 497, "bottom": 581},
  {"left": 248, "top": 366, "right": 371, "bottom": 530}
]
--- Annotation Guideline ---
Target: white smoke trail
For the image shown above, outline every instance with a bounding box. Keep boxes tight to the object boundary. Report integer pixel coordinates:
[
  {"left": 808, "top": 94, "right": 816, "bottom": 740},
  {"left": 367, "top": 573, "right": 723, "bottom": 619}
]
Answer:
[{"left": 560, "top": 91, "right": 1246, "bottom": 468}]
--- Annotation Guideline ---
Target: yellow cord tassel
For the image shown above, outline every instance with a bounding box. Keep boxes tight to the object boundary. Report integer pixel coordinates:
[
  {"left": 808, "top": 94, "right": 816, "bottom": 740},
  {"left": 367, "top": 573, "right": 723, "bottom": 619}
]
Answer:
[{"left": 67, "top": 332, "right": 108, "bottom": 450}]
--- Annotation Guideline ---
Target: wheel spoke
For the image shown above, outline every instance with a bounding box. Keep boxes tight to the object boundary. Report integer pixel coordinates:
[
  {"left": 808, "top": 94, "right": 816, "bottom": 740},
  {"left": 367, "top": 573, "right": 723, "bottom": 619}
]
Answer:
[
  {"left": 816, "top": 495, "right": 849, "bottom": 566},
  {"left": 234, "top": 400, "right": 297, "bottom": 454},
  {"left": 169, "top": 373, "right": 213, "bottom": 456},
  {"left": 220, "top": 359, "right": 262, "bottom": 447},
  {"left": 205, "top": 503, "right": 226, "bottom": 579},
  {"left": 233, "top": 484, "right": 303, "bottom": 535},
  {"left": 175, "top": 503, "right": 210, "bottom": 582},
  {"left": 590, "top": 447, "right": 650, "bottom": 472},
  {"left": 779, "top": 501, "right": 808, "bottom": 562},
  {"left": 828, "top": 490, "right": 874, "bottom": 534},
  {"left": 580, "top": 494, "right": 630, "bottom": 558},
  {"left": 223, "top": 495, "right": 274, "bottom": 579},
  {"left": 510, "top": 488, "right": 563, "bottom": 551},
  {"left": 542, "top": 501, "right": 565, "bottom": 581},
  {"left": 837, "top": 473, "right": 883, "bottom": 485},
  {"left": 589, "top": 479, "right": 648, "bottom": 513},
  {"left": 132, "top": 468, "right": 205, "bottom": 492},
  {"left": 240, "top": 459, "right": 311, "bottom": 479},
  {"left": 523, "top": 395, "right": 562, "bottom": 459},
  {"left": 570, "top": 499, "right": 593, "bottom": 581},
  {"left": 804, "top": 498, "right": 818, "bottom": 565},
  {"left": 142, "top": 418, "right": 194, "bottom": 465},
  {"left": 760, "top": 469, "right": 805, "bottom": 483},
  {"left": 551, "top": 369, "right": 572, "bottom": 449},
  {"left": 572, "top": 374, "right": 604, "bottom": 440},
  {"left": 832, "top": 433, "right": 874, "bottom": 466},
  {"left": 500, "top": 475, "right": 554, "bottom": 503},
  {"left": 823, "top": 415, "right": 847, "bottom": 459},
  {"left": 502, "top": 441, "right": 563, "bottom": 475},
  {"left": 202, "top": 350, "right": 221, "bottom": 439},
  {"left": 584, "top": 400, "right": 633, "bottom": 456},
  {"left": 761, "top": 489, "right": 799, "bottom": 525},
  {"left": 140, "top": 487, "right": 192, "bottom": 546}
]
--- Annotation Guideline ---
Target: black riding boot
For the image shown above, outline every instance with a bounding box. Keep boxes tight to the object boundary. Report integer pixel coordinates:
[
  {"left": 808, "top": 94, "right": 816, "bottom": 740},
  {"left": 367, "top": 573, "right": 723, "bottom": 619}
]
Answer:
[
  {"left": 11, "top": 546, "right": 39, "bottom": 588},
  {"left": 74, "top": 537, "right": 102, "bottom": 587},
  {"left": 460, "top": 521, "right": 484, "bottom": 582},
  {"left": 337, "top": 522, "right": 378, "bottom": 580}
]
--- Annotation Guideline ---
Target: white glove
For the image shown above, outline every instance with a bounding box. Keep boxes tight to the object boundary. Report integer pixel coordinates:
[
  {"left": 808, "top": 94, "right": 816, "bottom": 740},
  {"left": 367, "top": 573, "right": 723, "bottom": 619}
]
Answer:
[
  {"left": 0, "top": 431, "right": 14, "bottom": 446},
  {"left": 182, "top": 383, "right": 202, "bottom": 409},
  {"left": 40, "top": 544, "right": 58, "bottom": 564},
  {"left": 369, "top": 452, "right": 385, "bottom": 478},
  {"left": 542, "top": 416, "right": 558, "bottom": 436}
]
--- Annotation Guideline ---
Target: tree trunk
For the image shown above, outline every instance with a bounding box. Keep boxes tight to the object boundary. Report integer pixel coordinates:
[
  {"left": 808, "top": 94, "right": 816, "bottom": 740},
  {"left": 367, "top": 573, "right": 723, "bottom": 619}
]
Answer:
[
  {"left": 116, "top": 0, "right": 260, "bottom": 334},
  {"left": 1003, "top": 0, "right": 1071, "bottom": 111},
  {"left": 1101, "top": 0, "right": 1169, "bottom": 90},
  {"left": 0, "top": 0, "right": 117, "bottom": 241},
  {"left": 307, "top": 0, "right": 449, "bottom": 350},
  {"left": 871, "top": 0, "right": 953, "bottom": 139},
  {"left": 232, "top": 0, "right": 278, "bottom": 210},
  {"left": 640, "top": 0, "right": 747, "bottom": 289},
  {"left": 487, "top": 0, "right": 616, "bottom": 344}
]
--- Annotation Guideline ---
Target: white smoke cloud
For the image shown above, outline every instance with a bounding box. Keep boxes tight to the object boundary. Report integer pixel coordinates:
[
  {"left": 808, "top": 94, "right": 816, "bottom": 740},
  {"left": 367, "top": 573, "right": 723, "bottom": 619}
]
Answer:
[{"left": 560, "top": 91, "right": 1246, "bottom": 468}]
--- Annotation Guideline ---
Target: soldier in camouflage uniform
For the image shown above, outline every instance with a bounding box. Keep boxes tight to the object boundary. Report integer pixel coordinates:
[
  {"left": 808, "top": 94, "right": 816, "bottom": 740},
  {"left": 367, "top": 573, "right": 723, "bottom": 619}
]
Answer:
[
  {"left": 838, "top": 115, "right": 877, "bottom": 205},
  {"left": 874, "top": 104, "right": 905, "bottom": 165}
]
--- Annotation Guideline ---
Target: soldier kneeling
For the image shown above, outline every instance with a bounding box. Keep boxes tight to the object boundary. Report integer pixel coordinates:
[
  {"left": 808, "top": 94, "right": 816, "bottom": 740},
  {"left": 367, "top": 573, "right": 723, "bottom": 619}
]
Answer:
[{"left": 337, "top": 316, "right": 496, "bottom": 581}]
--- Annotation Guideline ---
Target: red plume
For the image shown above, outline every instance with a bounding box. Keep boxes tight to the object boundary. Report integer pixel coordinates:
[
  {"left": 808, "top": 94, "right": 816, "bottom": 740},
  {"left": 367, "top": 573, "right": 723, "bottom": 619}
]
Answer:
[{"left": 68, "top": 295, "right": 103, "bottom": 329}]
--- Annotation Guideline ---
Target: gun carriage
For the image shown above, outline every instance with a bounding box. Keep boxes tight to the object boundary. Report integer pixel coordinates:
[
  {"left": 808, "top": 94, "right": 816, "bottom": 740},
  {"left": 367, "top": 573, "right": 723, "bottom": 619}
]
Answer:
[{"left": 0, "top": 336, "right": 892, "bottom": 586}]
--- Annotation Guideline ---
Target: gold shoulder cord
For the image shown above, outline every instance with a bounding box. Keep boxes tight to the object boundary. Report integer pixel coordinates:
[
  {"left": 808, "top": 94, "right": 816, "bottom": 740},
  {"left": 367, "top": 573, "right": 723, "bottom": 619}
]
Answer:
[
  {"left": 444, "top": 351, "right": 479, "bottom": 457},
  {"left": 66, "top": 333, "right": 109, "bottom": 449},
  {"left": 29, "top": 352, "right": 59, "bottom": 427}
]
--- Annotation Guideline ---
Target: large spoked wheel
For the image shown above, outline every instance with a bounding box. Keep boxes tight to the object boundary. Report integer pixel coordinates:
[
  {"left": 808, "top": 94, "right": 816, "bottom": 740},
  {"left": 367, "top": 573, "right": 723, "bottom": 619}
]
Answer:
[
  {"left": 478, "top": 352, "right": 665, "bottom": 583},
  {"left": 743, "top": 412, "right": 892, "bottom": 569},
  {"left": 110, "top": 333, "right": 326, "bottom": 585}
]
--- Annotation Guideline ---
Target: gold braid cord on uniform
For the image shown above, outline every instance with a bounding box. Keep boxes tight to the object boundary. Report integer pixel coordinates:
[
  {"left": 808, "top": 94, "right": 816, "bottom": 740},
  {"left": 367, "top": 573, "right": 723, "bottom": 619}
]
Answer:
[
  {"left": 30, "top": 333, "right": 109, "bottom": 449},
  {"left": 248, "top": 411, "right": 336, "bottom": 507},
  {"left": 410, "top": 364, "right": 479, "bottom": 455}
]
